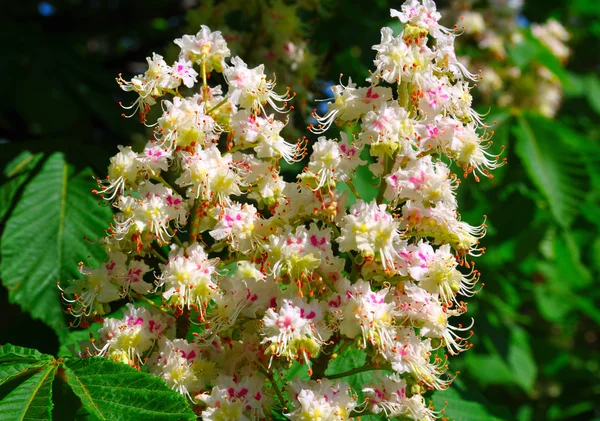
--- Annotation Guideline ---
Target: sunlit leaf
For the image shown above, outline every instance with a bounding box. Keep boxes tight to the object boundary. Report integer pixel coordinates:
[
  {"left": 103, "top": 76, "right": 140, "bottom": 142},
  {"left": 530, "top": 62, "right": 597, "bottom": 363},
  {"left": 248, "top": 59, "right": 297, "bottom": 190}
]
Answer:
[
  {"left": 0, "top": 153, "right": 112, "bottom": 341},
  {"left": 63, "top": 358, "right": 195, "bottom": 420},
  {"left": 513, "top": 113, "right": 587, "bottom": 228}
]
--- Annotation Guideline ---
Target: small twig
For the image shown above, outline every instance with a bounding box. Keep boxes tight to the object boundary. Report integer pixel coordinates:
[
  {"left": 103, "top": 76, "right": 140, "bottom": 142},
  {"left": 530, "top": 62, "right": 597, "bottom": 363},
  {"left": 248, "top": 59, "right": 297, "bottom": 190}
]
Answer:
[
  {"left": 201, "top": 59, "right": 209, "bottom": 103},
  {"left": 152, "top": 175, "right": 176, "bottom": 191},
  {"left": 134, "top": 293, "right": 171, "bottom": 315},
  {"left": 258, "top": 364, "right": 287, "bottom": 411},
  {"left": 376, "top": 155, "right": 393, "bottom": 204},
  {"left": 148, "top": 247, "right": 167, "bottom": 264},
  {"left": 315, "top": 268, "right": 337, "bottom": 293},
  {"left": 206, "top": 97, "right": 229, "bottom": 114},
  {"left": 189, "top": 199, "right": 202, "bottom": 243},
  {"left": 164, "top": 88, "right": 182, "bottom": 97},
  {"left": 346, "top": 181, "right": 361, "bottom": 201},
  {"left": 167, "top": 227, "right": 184, "bottom": 248}
]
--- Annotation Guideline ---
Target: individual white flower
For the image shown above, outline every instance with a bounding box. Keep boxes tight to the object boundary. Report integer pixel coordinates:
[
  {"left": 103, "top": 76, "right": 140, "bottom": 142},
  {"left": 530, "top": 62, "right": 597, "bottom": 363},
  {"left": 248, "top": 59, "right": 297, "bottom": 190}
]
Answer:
[
  {"left": 384, "top": 155, "right": 456, "bottom": 207},
  {"left": 358, "top": 101, "right": 421, "bottom": 159},
  {"left": 369, "top": 27, "right": 434, "bottom": 84},
  {"left": 311, "top": 79, "right": 393, "bottom": 133},
  {"left": 209, "top": 261, "right": 279, "bottom": 329},
  {"left": 119, "top": 259, "right": 153, "bottom": 295},
  {"left": 155, "top": 96, "right": 219, "bottom": 149},
  {"left": 364, "top": 373, "right": 437, "bottom": 420},
  {"left": 337, "top": 200, "right": 404, "bottom": 272},
  {"left": 138, "top": 141, "right": 171, "bottom": 175},
  {"left": 198, "top": 385, "right": 249, "bottom": 421},
  {"left": 117, "top": 53, "right": 176, "bottom": 121},
  {"left": 224, "top": 56, "right": 291, "bottom": 113},
  {"left": 303, "top": 133, "right": 365, "bottom": 190},
  {"left": 61, "top": 253, "right": 124, "bottom": 318},
  {"left": 403, "top": 241, "right": 478, "bottom": 303},
  {"left": 381, "top": 329, "right": 450, "bottom": 390},
  {"left": 209, "top": 202, "right": 261, "bottom": 252},
  {"left": 261, "top": 298, "right": 329, "bottom": 369},
  {"left": 116, "top": 182, "right": 188, "bottom": 244},
  {"left": 159, "top": 243, "right": 219, "bottom": 318},
  {"left": 170, "top": 59, "right": 198, "bottom": 88},
  {"left": 414, "top": 72, "right": 452, "bottom": 120},
  {"left": 288, "top": 379, "right": 357, "bottom": 421},
  {"left": 390, "top": 0, "right": 447, "bottom": 39},
  {"left": 264, "top": 225, "right": 323, "bottom": 281},
  {"left": 176, "top": 145, "right": 241, "bottom": 202},
  {"left": 235, "top": 153, "right": 286, "bottom": 205},
  {"left": 174, "top": 25, "right": 231, "bottom": 72},
  {"left": 99, "top": 146, "right": 139, "bottom": 200},
  {"left": 149, "top": 338, "right": 216, "bottom": 398},
  {"left": 96, "top": 304, "right": 172, "bottom": 366},
  {"left": 231, "top": 110, "right": 302, "bottom": 163},
  {"left": 338, "top": 280, "right": 399, "bottom": 351}
]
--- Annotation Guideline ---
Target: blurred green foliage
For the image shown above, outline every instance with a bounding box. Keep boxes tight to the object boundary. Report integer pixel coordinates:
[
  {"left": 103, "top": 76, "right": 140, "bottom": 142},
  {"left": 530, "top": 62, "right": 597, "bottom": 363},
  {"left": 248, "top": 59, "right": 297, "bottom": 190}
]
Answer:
[{"left": 1, "top": 0, "right": 599, "bottom": 420}]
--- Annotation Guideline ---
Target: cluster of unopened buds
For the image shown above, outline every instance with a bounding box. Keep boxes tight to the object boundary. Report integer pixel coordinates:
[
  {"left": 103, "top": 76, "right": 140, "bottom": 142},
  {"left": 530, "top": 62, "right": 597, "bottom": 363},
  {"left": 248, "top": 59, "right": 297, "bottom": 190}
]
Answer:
[{"left": 60, "top": 1, "right": 504, "bottom": 419}]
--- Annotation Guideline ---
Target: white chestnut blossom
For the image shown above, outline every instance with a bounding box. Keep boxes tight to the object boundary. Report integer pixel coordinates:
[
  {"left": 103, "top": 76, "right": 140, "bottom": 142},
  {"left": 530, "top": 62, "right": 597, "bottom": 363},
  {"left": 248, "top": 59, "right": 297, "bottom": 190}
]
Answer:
[
  {"left": 158, "top": 243, "right": 219, "bottom": 318},
  {"left": 65, "top": 6, "right": 501, "bottom": 419},
  {"left": 174, "top": 25, "right": 230, "bottom": 72}
]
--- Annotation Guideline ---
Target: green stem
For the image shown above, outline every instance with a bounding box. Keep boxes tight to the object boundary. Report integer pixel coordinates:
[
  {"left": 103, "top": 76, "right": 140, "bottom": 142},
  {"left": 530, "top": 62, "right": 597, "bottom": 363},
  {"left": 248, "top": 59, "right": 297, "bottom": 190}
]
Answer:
[
  {"left": 148, "top": 248, "right": 167, "bottom": 264},
  {"left": 134, "top": 293, "right": 171, "bottom": 315},
  {"left": 217, "top": 256, "right": 244, "bottom": 268},
  {"left": 152, "top": 175, "right": 177, "bottom": 192},
  {"left": 223, "top": 144, "right": 245, "bottom": 155},
  {"left": 346, "top": 181, "right": 361, "bottom": 201},
  {"left": 206, "top": 242, "right": 227, "bottom": 254},
  {"left": 168, "top": 227, "right": 184, "bottom": 248},
  {"left": 201, "top": 59, "right": 208, "bottom": 102},
  {"left": 398, "top": 80, "right": 410, "bottom": 110},
  {"left": 206, "top": 97, "right": 229, "bottom": 114},
  {"left": 315, "top": 268, "right": 337, "bottom": 293},
  {"left": 326, "top": 363, "right": 391, "bottom": 380},
  {"left": 258, "top": 365, "right": 287, "bottom": 411},
  {"left": 189, "top": 198, "right": 202, "bottom": 244},
  {"left": 165, "top": 88, "right": 182, "bottom": 97},
  {"left": 376, "top": 155, "right": 393, "bottom": 204}
]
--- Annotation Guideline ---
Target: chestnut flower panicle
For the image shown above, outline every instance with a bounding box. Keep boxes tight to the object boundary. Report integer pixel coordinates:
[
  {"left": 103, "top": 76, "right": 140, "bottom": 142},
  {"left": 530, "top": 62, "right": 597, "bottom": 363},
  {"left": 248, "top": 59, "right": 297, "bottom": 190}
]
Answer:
[{"left": 62, "top": 3, "right": 501, "bottom": 419}]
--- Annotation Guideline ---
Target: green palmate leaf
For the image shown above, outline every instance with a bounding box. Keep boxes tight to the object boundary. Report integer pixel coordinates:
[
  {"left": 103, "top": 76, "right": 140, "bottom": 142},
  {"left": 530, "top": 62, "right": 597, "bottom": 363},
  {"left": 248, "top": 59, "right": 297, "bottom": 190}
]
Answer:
[
  {"left": 507, "top": 326, "right": 537, "bottom": 394},
  {"left": 0, "top": 345, "right": 53, "bottom": 390},
  {"left": 586, "top": 74, "right": 600, "bottom": 114},
  {"left": 464, "top": 353, "right": 515, "bottom": 388},
  {"left": 0, "top": 152, "right": 112, "bottom": 340},
  {"left": 513, "top": 113, "right": 587, "bottom": 228},
  {"left": 432, "top": 381, "right": 510, "bottom": 421},
  {"left": 0, "top": 345, "right": 52, "bottom": 365},
  {"left": 554, "top": 232, "right": 592, "bottom": 290},
  {"left": 0, "top": 151, "right": 44, "bottom": 222},
  {"left": 0, "top": 364, "right": 56, "bottom": 421},
  {"left": 63, "top": 358, "right": 196, "bottom": 421},
  {"left": 0, "top": 362, "right": 43, "bottom": 386},
  {"left": 50, "top": 373, "right": 81, "bottom": 421}
]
